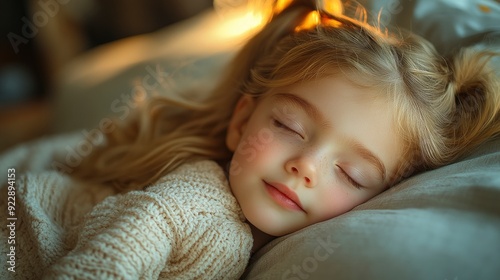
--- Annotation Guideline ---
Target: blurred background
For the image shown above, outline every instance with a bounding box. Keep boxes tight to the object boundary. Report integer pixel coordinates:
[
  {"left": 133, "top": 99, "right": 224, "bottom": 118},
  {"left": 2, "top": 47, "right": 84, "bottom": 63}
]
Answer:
[
  {"left": 1, "top": 0, "right": 499, "bottom": 154},
  {"left": 0, "top": 0, "right": 214, "bottom": 152}
]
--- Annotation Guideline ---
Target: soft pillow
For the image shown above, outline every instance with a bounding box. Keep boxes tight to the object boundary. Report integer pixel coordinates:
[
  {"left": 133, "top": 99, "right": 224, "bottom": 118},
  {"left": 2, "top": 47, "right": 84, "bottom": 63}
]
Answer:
[{"left": 356, "top": 0, "right": 500, "bottom": 54}]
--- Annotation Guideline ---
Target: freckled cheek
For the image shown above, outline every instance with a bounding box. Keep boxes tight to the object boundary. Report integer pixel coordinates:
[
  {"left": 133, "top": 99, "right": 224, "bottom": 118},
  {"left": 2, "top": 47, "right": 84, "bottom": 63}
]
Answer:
[{"left": 236, "top": 128, "right": 291, "bottom": 165}]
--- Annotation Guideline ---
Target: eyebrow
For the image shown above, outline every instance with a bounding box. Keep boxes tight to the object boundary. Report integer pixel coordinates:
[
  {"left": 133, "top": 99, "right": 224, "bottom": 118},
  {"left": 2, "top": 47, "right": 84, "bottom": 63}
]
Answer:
[
  {"left": 272, "top": 92, "right": 387, "bottom": 183},
  {"left": 272, "top": 93, "right": 329, "bottom": 127},
  {"left": 344, "top": 138, "right": 387, "bottom": 183}
]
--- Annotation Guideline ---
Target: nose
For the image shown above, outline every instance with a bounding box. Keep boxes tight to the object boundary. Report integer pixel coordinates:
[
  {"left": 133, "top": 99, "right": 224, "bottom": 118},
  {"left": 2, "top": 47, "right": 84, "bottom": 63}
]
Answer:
[{"left": 285, "top": 157, "right": 317, "bottom": 188}]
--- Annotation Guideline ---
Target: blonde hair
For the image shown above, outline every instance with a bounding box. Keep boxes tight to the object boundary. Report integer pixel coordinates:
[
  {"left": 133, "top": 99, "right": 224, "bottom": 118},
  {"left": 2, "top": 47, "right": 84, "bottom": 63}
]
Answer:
[{"left": 68, "top": 0, "right": 500, "bottom": 190}]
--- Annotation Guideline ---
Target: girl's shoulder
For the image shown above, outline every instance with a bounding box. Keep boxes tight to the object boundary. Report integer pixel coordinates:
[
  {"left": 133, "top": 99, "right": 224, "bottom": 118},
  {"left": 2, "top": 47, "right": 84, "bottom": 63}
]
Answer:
[
  {"left": 155, "top": 159, "right": 227, "bottom": 186},
  {"left": 147, "top": 159, "right": 236, "bottom": 207}
]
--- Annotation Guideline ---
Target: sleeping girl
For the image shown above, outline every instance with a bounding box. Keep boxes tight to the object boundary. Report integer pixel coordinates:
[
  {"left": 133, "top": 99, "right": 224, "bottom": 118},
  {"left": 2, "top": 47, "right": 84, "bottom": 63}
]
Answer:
[{"left": 3, "top": 0, "right": 499, "bottom": 279}]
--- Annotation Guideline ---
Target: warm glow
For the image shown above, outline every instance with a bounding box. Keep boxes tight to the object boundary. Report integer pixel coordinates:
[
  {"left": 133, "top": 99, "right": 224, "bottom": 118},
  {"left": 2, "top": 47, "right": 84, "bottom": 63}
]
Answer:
[
  {"left": 290, "top": 0, "right": 345, "bottom": 32},
  {"left": 216, "top": 10, "right": 265, "bottom": 37},
  {"left": 295, "top": 10, "right": 320, "bottom": 32},
  {"left": 323, "top": 0, "right": 343, "bottom": 16},
  {"left": 214, "top": 0, "right": 295, "bottom": 35},
  {"left": 213, "top": 0, "right": 271, "bottom": 38},
  {"left": 273, "top": 0, "right": 293, "bottom": 14},
  {"left": 214, "top": 0, "right": 349, "bottom": 37}
]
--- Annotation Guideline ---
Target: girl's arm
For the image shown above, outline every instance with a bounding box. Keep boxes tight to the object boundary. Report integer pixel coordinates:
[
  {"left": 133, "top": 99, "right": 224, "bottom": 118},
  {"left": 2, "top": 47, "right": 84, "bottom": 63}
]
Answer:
[
  {"left": 43, "top": 160, "right": 252, "bottom": 279},
  {"left": 43, "top": 190, "right": 175, "bottom": 279}
]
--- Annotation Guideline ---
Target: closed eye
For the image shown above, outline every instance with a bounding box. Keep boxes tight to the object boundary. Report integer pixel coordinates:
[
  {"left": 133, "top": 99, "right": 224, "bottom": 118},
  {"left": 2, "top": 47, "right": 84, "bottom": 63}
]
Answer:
[
  {"left": 272, "top": 119, "right": 303, "bottom": 139},
  {"left": 337, "top": 165, "right": 364, "bottom": 189}
]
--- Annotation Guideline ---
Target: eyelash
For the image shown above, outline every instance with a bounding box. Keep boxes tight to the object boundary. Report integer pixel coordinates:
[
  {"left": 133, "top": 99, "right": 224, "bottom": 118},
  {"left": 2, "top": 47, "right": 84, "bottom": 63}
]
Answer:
[
  {"left": 337, "top": 166, "right": 363, "bottom": 189},
  {"left": 272, "top": 119, "right": 302, "bottom": 138}
]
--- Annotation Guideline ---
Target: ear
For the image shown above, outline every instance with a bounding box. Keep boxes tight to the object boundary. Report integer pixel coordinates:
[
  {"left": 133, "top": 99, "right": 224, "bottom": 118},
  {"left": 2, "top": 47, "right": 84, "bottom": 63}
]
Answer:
[{"left": 226, "top": 95, "right": 256, "bottom": 152}]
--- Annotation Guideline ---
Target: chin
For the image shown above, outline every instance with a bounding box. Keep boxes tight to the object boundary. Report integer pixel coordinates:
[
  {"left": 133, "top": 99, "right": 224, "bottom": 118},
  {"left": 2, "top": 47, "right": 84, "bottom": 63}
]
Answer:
[{"left": 247, "top": 213, "right": 304, "bottom": 237}]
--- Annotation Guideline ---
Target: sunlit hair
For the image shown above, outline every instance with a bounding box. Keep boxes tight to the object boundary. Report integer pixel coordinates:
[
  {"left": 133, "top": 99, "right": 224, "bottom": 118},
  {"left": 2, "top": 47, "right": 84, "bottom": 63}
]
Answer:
[{"left": 68, "top": 0, "right": 500, "bottom": 190}]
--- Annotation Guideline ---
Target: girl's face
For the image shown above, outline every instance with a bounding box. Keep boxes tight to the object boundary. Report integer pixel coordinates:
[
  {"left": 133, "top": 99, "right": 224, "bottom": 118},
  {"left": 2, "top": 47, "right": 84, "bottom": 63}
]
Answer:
[{"left": 226, "top": 76, "right": 403, "bottom": 236}]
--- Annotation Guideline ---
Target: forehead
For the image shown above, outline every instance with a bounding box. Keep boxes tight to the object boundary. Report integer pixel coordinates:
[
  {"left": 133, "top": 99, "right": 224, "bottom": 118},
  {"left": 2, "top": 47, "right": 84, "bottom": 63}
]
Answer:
[{"left": 265, "top": 75, "right": 389, "bottom": 114}]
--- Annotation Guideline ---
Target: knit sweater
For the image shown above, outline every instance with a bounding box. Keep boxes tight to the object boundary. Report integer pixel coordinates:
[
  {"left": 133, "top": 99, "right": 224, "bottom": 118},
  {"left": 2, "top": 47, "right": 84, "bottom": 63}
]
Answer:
[{"left": 0, "top": 160, "right": 253, "bottom": 279}]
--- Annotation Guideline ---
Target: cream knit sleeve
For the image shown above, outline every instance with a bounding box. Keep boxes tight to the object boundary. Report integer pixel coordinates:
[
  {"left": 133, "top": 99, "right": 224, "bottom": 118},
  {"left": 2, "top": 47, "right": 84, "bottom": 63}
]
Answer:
[{"left": 43, "top": 160, "right": 252, "bottom": 279}]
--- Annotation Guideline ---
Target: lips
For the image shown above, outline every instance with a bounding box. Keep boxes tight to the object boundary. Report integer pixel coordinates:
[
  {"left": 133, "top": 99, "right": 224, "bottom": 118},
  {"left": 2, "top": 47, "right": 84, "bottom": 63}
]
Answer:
[{"left": 264, "top": 181, "right": 305, "bottom": 212}]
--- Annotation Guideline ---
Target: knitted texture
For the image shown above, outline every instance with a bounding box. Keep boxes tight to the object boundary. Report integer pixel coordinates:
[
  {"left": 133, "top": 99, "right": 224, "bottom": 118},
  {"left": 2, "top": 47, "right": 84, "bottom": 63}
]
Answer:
[{"left": 0, "top": 160, "right": 252, "bottom": 279}]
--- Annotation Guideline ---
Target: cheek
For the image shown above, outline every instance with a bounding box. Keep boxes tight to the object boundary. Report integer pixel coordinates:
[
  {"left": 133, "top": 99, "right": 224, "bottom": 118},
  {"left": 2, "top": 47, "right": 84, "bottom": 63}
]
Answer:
[
  {"left": 234, "top": 126, "right": 289, "bottom": 166},
  {"left": 313, "top": 187, "right": 360, "bottom": 221}
]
